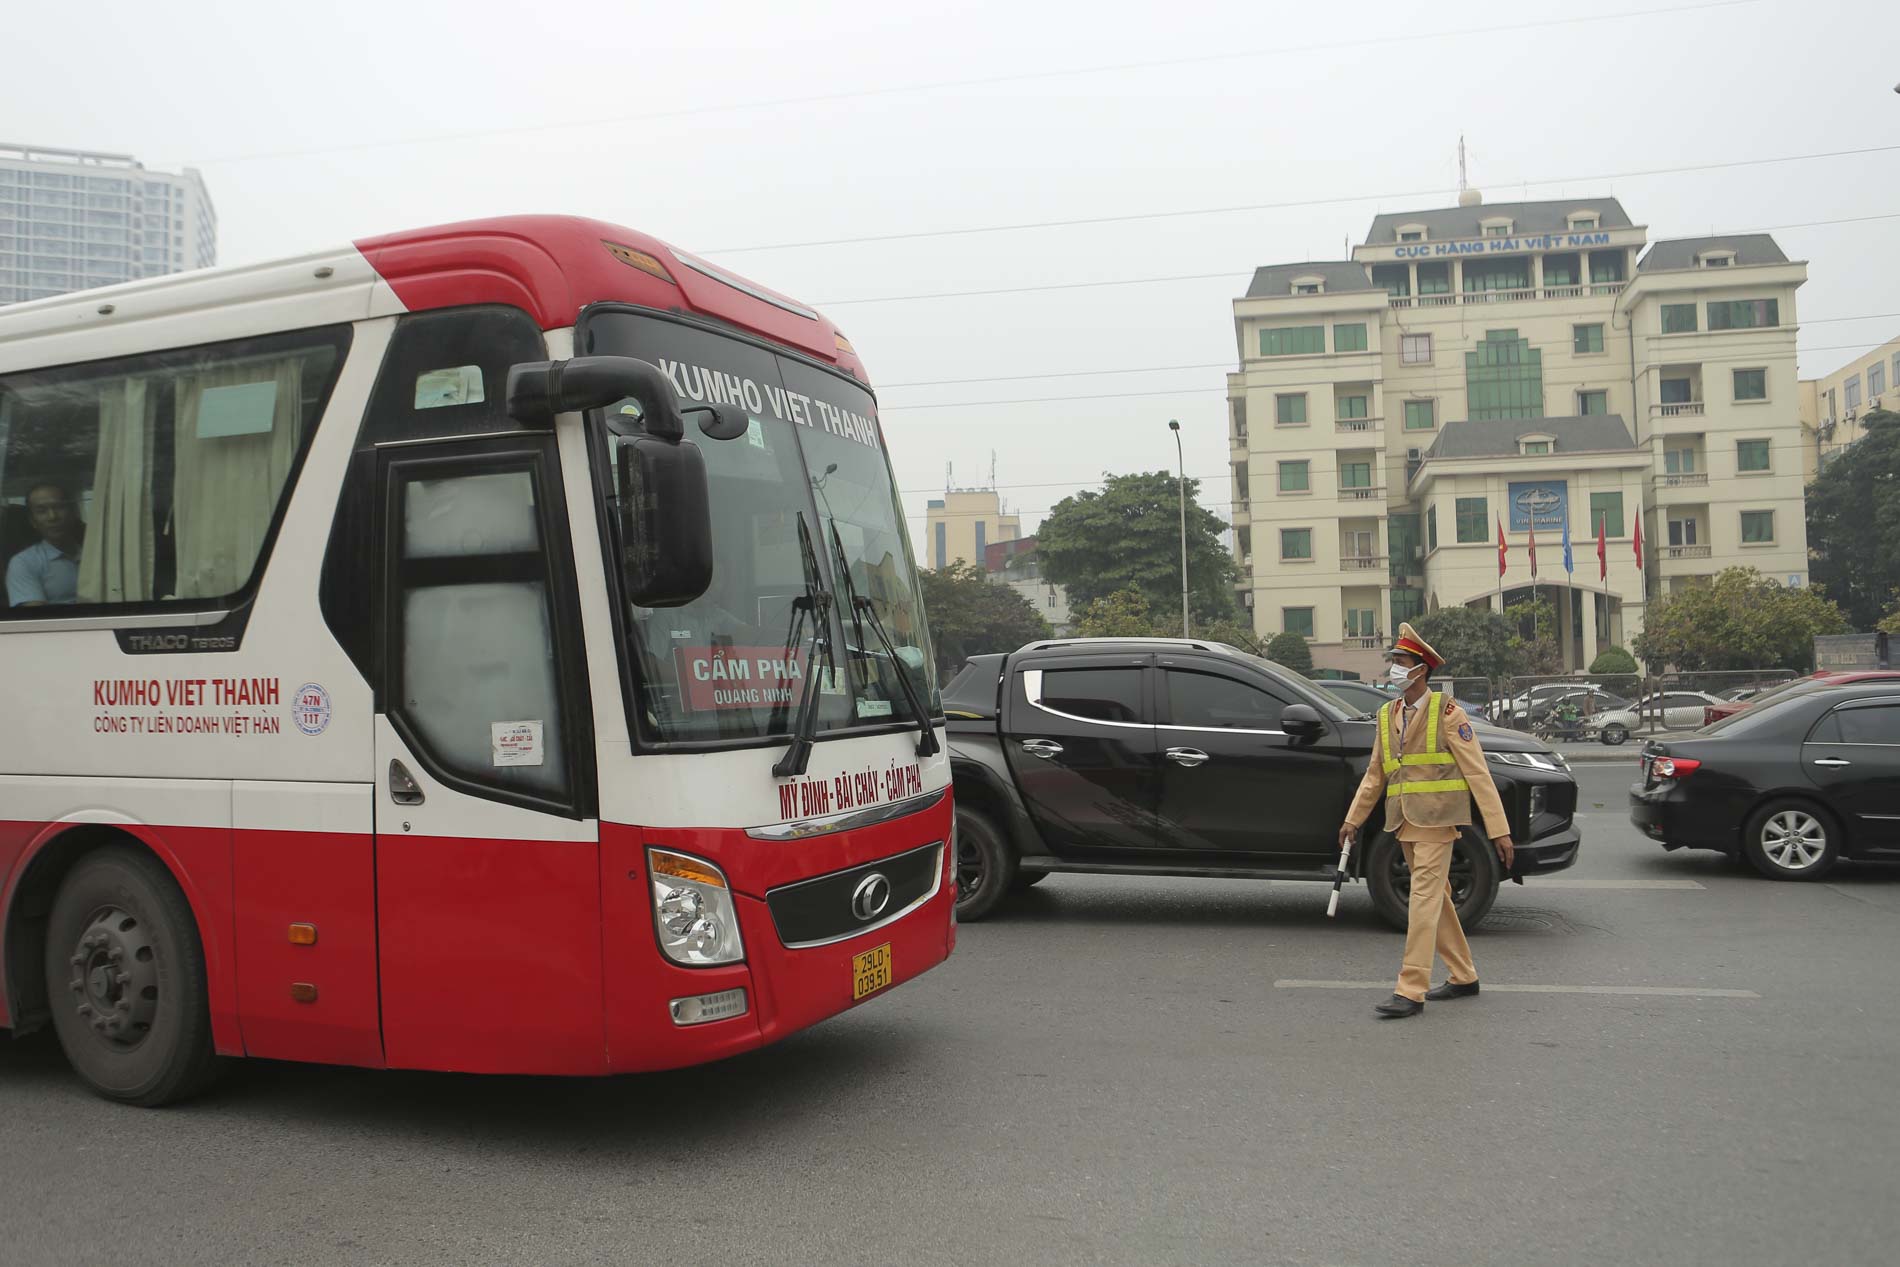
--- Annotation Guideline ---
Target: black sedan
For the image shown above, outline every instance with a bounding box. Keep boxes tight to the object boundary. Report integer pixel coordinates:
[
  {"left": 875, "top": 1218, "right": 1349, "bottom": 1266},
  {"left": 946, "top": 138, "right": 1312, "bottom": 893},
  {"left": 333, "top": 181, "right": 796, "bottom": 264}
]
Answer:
[{"left": 1630, "top": 681, "right": 1900, "bottom": 879}]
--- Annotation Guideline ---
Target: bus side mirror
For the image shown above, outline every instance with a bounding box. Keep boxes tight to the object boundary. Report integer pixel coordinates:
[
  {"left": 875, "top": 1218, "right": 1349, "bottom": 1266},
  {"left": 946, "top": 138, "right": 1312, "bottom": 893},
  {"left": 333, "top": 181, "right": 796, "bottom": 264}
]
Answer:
[
  {"left": 507, "top": 356, "right": 685, "bottom": 437},
  {"left": 616, "top": 436, "right": 713, "bottom": 608}
]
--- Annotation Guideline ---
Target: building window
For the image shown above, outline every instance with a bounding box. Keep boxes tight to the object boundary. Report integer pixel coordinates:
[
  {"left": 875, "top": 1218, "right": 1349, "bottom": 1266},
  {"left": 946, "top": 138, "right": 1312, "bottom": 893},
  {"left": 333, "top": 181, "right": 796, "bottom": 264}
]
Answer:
[
  {"left": 1260, "top": 325, "right": 1325, "bottom": 356},
  {"left": 1707, "top": 298, "right": 1779, "bottom": 330},
  {"left": 1340, "top": 460, "right": 1372, "bottom": 489},
  {"left": 1733, "top": 368, "right": 1767, "bottom": 401},
  {"left": 1482, "top": 221, "right": 1512, "bottom": 237},
  {"left": 1416, "top": 263, "right": 1450, "bottom": 295},
  {"left": 1391, "top": 587, "right": 1423, "bottom": 628},
  {"left": 1276, "top": 393, "right": 1308, "bottom": 425},
  {"left": 1543, "top": 255, "right": 1578, "bottom": 287},
  {"left": 1344, "top": 608, "right": 1375, "bottom": 637},
  {"left": 1278, "top": 460, "right": 1310, "bottom": 492},
  {"left": 1333, "top": 323, "right": 1367, "bottom": 352},
  {"left": 1280, "top": 528, "right": 1313, "bottom": 560},
  {"left": 1568, "top": 213, "right": 1599, "bottom": 230},
  {"left": 1741, "top": 510, "right": 1775, "bottom": 544},
  {"left": 1282, "top": 607, "right": 1315, "bottom": 638},
  {"left": 1427, "top": 504, "right": 1439, "bottom": 551},
  {"left": 1400, "top": 333, "right": 1433, "bottom": 364},
  {"left": 1294, "top": 282, "right": 1322, "bottom": 295},
  {"left": 1230, "top": 398, "right": 1247, "bottom": 440},
  {"left": 1465, "top": 329, "right": 1544, "bottom": 421},
  {"left": 1891, "top": 353, "right": 1899, "bottom": 393},
  {"left": 1660, "top": 377, "right": 1694, "bottom": 405},
  {"left": 1573, "top": 324, "right": 1605, "bottom": 354},
  {"left": 1664, "top": 448, "right": 1697, "bottom": 474},
  {"left": 1577, "top": 390, "right": 1608, "bottom": 416},
  {"left": 1398, "top": 227, "right": 1426, "bottom": 243},
  {"left": 1870, "top": 362, "right": 1887, "bottom": 399},
  {"left": 1590, "top": 253, "right": 1627, "bottom": 283},
  {"left": 1404, "top": 399, "right": 1436, "bottom": 430},
  {"left": 1737, "top": 439, "right": 1771, "bottom": 472},
  {"left": 1698, "top": 252, "right": 1733, "bottom": 268},
  {"left": 1455, "top": 497, "right": 1488, "bottom": 543},
  {"left": 975, "top": 520, "right": 987, "bottom": 555},
  {"left": 1464, "top": 258, "right": 1531, "bottom": 293},
  {"left": 1521, "top": 440, "right": 1551, "bottom": 455},
  {"left": 1336, "top": 393, "right": 1368, "bottom": 420},
  {"left": 1668, "top": 518, "right": 1698, "bottom": 547},
  {"left": 1846, "top": 376, "right": 1862, "bottom": 409},
  {"left": 1590, "top": 492, "right": 1625, "bottom": 538},
  {"left": 934, "top": 521, "right": 947, "bottom": 569}
]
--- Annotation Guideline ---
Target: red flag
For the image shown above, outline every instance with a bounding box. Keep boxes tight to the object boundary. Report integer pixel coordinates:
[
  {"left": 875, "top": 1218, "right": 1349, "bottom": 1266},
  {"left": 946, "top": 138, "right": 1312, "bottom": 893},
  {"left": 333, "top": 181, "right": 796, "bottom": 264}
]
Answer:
[
  {"left": 1597, "top": 514, "right": 1607, "bottom": 582},
  {"left": 1528, "top": 521, "right": 1539, "bottom": 579},
  {"left": 1497, "top": 515, "right": 1507, "bottom": 577},
  {"left": 1633, "top": 513, "right": 1644, "bottom": 570}
]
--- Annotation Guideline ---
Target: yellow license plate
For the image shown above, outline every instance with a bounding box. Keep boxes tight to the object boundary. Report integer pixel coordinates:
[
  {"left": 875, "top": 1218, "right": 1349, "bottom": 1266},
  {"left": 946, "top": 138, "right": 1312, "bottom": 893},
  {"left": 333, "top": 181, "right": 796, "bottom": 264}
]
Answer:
[{"left": 851, "top": 943, "right": 893, "bottom": 1000}]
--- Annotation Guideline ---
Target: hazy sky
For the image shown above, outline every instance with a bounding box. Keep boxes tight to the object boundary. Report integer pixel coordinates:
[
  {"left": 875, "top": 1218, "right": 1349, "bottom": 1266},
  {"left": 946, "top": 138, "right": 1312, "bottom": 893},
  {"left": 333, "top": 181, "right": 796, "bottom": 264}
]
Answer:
[{"left": 8, "top": 0, "right": 1897, "bottom": 550}]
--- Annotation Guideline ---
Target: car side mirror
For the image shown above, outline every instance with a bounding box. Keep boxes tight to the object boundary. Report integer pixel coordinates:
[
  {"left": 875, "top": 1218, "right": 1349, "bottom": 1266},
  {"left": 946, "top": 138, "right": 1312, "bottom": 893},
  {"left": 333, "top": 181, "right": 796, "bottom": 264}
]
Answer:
[{"left": 1282, "top": 703, "right": 1324, "bottom": 742}]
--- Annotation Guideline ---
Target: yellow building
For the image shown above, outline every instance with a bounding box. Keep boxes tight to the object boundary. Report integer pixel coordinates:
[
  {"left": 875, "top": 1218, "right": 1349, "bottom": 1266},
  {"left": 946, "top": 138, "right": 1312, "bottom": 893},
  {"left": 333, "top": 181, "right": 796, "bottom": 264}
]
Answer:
[
  {"left": 1228, "top": 194, "right": 1811, "bottom": 677},
  {"left": 923, "top": 488, "right": 1020, "bottom": 570},
  {"left": 1798, "top": 333, "right": 1900, "bottom": 481}
]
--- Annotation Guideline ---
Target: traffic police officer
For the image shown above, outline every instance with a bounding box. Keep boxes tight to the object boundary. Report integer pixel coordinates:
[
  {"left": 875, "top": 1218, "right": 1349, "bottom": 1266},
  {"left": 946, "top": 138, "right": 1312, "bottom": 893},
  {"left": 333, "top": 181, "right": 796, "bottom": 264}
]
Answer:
[{"left": 1337, "top": 623, "right": 1515, "bottom": 1019}]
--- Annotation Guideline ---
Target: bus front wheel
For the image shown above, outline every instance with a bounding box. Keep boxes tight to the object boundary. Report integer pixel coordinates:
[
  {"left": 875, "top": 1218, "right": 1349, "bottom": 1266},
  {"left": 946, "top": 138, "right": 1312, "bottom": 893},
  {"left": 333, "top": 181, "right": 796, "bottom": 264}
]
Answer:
[{"left": 43, "top": 845, "right": 222, "bottom": 1106}]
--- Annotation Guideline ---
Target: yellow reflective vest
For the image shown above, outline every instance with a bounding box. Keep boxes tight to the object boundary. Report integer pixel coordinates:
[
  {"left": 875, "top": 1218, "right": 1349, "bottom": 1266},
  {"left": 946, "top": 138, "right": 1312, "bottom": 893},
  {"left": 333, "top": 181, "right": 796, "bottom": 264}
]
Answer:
[{"left": 1374, "top": 692, "right": 1473, "bottom": 830}]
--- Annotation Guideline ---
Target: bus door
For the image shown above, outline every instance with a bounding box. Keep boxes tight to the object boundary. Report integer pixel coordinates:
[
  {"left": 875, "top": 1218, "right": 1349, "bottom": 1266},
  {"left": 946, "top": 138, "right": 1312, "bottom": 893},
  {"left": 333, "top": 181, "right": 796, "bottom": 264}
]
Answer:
[{"left": 370, "top": 434, "right": 603, "bottom": 1074}]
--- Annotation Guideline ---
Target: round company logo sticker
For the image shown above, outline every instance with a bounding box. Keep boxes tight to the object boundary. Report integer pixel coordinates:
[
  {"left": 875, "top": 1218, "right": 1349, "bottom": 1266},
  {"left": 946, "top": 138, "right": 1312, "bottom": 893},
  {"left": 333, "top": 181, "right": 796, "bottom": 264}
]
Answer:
[{"left": 292, "top": 683, "right": 332, "bottom": 736}]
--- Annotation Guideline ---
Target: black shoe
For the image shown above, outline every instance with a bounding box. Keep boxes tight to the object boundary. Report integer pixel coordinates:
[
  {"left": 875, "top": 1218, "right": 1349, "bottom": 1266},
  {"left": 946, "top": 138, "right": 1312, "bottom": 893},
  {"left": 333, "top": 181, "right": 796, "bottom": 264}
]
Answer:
[
  {"left": 1373, "top": 993, "right": 1424, "bottom": 1018},
  {"left": 1425, "top": 980, "right": 1481, "bottom": 1001}
]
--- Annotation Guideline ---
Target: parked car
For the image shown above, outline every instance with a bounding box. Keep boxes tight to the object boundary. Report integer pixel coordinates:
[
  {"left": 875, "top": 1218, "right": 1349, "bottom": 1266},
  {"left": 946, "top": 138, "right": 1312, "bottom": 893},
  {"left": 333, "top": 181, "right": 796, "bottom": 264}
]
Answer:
[
  {"left": 1700, "top": 671, "right": 1900, "bottom": 727},
  {"left": 1490, "top": 682, "right": 1603, "bottom": 729},
  {"left": 1528, "top": 687, "right": 1631, "bottom": 731},
  {"left": 943, "top": 638, "right": 1580, "bottom": 929},
  {"left": 1584, "top": 690, "right": 1726, "bottom": 745},
  {"left": 1631, "top": 681, "right": 1900, "bottom": 879},
  {"left": 1325, "top": 679, "right": 1566, "bottom": 744}
]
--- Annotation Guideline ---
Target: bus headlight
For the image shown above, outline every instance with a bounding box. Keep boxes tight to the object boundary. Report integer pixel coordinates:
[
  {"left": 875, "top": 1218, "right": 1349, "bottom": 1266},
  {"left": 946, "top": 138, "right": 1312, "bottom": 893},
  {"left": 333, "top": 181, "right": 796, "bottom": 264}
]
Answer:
[{"left": 648, "top": 849, "right": 745, "bottom": 966}]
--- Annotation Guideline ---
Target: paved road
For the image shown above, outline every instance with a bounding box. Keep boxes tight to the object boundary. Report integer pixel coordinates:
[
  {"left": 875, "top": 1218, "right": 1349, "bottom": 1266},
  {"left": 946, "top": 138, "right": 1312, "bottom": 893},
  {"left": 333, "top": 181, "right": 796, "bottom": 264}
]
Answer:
[{"left": 5, "top": 765, "right": 1899, "bottom": 1266}]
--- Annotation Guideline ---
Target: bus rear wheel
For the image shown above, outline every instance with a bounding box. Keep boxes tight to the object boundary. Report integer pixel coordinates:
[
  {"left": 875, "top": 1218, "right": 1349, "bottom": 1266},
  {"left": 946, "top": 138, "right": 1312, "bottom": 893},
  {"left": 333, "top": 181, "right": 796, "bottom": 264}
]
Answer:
[{"left": 44, "top": 845, "right": 221, "bottom": 1106}]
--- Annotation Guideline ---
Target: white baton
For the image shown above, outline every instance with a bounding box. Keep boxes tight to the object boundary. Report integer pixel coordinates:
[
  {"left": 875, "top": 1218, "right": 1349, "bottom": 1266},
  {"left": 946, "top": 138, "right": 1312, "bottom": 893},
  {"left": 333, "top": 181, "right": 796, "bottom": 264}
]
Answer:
[{"left": 1326, "top": 835, "right": 1354, "bottom": 917}]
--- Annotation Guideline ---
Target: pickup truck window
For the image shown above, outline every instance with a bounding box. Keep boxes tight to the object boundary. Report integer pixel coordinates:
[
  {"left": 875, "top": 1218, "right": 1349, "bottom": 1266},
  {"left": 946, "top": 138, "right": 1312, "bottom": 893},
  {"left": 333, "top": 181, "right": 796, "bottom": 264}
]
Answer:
[
  {"left": 1036, "top": 668, "right": 1143, "bottom": 723},
  {"left": 1165, "top": 670, "right": 1285, "bottom": 731}
]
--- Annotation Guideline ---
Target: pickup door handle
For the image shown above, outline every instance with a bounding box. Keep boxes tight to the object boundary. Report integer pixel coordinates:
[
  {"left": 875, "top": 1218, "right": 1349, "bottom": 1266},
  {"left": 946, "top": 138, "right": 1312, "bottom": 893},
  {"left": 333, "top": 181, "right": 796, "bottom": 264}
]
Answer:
[
  {"left": 1165, "top": 746, "right": 1210, "bottom": 768},
  {"left": 1020, "top": 739, "right": 1064, "bottom": 760},
  {"left": 1812, "top": 757, "right": 1852, "bottom": 768}
]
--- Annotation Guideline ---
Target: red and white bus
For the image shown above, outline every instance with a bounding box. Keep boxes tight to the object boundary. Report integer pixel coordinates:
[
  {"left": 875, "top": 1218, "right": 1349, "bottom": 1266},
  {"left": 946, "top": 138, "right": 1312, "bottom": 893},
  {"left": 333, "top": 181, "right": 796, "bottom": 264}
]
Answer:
[{"left": 0, "top": 216, "right": 954, "bottom": 1104}]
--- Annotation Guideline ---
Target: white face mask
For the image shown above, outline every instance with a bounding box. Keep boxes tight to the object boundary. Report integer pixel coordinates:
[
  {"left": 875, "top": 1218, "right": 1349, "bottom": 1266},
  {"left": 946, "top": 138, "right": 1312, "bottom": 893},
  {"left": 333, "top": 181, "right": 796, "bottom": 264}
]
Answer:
[{"left": 1387, "top": 662, "right": 1418, "bottom": 688}]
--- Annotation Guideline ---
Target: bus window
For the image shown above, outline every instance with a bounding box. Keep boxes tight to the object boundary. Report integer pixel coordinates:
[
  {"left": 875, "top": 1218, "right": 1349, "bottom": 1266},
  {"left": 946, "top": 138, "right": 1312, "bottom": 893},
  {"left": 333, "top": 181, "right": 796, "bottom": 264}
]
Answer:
[{"left": 0, "top": 326, "right": 348, "bottom": 615}]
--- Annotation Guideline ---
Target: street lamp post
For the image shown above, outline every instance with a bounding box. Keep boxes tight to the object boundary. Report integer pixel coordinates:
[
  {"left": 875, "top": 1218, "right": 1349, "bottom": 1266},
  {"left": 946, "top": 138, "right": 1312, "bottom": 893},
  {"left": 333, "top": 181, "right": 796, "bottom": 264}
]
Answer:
[{"left": 1169, "top": 419, "right": 1189, "bottom": 637}]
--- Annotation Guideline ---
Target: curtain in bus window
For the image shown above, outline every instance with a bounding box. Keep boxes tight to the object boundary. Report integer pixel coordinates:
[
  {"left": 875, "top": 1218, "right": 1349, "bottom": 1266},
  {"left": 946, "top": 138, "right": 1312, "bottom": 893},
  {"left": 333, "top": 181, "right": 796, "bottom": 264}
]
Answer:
[
  {"left": 77, "top": 376, "right": 158, "bottom": 604},
  {"left": 170, "top": 355, "right": 305, "bottom": 598}
]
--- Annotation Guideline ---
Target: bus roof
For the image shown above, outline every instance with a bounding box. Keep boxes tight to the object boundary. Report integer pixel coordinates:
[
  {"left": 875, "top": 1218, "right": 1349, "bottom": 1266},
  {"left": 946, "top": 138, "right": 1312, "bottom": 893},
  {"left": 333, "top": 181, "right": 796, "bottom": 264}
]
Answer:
[{"left": 0, "top": 215, "right": 868, "bottom": 382}]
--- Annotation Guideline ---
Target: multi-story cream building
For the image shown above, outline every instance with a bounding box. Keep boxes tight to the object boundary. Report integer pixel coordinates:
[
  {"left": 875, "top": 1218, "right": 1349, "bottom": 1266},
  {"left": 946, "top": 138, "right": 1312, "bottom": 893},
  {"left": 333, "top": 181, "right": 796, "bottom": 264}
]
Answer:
[
  {"left": 923, "top": 487, "right": 1020, "bottom": 570},
  {"left": 1799, "top": 332, "right": 1900, "bottom": 481},
  {"left": 1228, "top": 194, "right": 1810, "bottom": 677}
]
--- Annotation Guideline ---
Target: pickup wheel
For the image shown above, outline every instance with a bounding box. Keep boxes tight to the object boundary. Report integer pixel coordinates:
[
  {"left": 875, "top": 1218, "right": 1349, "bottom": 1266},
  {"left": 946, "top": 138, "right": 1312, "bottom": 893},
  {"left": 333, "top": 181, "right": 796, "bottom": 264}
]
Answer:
[
  {"left": 1365, "top": 830, "right": 1500, "bottom": 934},
  {"left": 954, "top": 807, "right": 1017, "bottom": 921}
]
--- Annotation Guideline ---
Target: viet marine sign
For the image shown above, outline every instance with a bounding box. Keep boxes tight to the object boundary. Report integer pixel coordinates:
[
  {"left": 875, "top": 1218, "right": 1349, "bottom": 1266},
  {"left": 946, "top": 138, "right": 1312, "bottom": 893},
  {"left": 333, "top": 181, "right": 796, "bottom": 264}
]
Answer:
[{"left": 1508, "top": 481, "right": 1568, "bottom": 531}]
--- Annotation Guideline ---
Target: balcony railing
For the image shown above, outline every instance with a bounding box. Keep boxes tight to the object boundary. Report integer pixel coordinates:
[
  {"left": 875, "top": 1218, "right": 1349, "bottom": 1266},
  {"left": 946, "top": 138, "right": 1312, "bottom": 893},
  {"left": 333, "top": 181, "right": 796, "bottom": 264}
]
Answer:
[
  {"left": 1387, "top": 295, "right": 1413, "bottom": 308},
  {"left": 1462, "top": 287, "right": 1538, "bottom": 304},
  {"left": 1664, "top": 545, "right": 1712, "bottom": 560},
  {"left": 1654, "top": 472, "right": 1709, "bottom": 488},
  {"left": 1654, "top": 401, "right": 1705, "bottom": 418},
  {"left": 1335, "top": 418, "right": 1377, "bottom": 433},
  {"left": 1379, "top": 282, "right": 1626, "bottom": 308},
  {"left": 1542, "top": 283, "right": 1585, "bottom": 299},
  {"left": 1419, "top": 292, "right": 1457, "bottom": 307},
  {"left": 1591, "top": 280, "right": 1628, "bottom": 296},
  {"left": 1343, "top": 635, "right": 1385, "bottom": 650},
  {"left": 1340, "top": 554, "right": 1388, "bottom": 571},
  {"left": 1337, "top": 486, "right": 1385, "bottom": 503}
]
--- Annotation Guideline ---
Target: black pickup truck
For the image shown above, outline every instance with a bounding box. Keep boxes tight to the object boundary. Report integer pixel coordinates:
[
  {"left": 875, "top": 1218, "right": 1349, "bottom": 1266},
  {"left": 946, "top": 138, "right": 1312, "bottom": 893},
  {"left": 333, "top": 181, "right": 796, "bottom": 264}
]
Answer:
[{"left": 945, "top": 637, "right": 1581, "bottom": 929}]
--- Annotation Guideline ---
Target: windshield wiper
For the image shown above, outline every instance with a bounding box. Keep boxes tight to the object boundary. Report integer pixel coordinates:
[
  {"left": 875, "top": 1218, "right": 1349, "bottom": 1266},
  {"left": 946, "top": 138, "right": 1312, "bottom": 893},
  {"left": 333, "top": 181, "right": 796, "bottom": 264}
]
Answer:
[
  {"left": 772, "top": 514, "right": 833, "bottom": 779},
  {"left": 825, "top": 521, "right": 937, "bottom": 759}
]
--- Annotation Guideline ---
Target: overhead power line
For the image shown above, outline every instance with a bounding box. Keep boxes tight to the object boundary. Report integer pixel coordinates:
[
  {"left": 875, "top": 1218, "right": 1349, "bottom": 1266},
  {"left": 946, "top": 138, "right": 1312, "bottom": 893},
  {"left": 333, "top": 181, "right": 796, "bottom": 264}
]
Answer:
[
  {"left": 178, "top": 1, "right": 1755, "bottom": 168},
  {"left": 703, "top": 144, "right": 1900, "bottom": 256}
]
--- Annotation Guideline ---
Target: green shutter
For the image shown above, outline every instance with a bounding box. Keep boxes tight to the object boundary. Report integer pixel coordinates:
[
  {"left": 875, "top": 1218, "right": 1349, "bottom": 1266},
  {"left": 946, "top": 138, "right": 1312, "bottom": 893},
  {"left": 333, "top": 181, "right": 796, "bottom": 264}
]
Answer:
[
  {"left": 1465, "top": 330, "right": 1544, "bottom": 420},
  {"left": 1281, "top": 528, "right": 1312, "bottom": 559},
  {"left": 1276, "top": 394, "right": 1307, "bottom": 424},
  {"left": 1427, "top": 505, "right": 1439, "bottom": 551},
  {"left": 1337, "top": 394, "right": 1368, "bottom": 419},
  {"left": 1284, "top": 608, "right": 1315, "bottom": 637},
  {"left": 1455, "top": 497, "right": 1488, "bottom": 543},
  {"left": 1579, "top": 391, "right": 1608, "bottom": 416},
  {"left": 1589, "top": 492, "right": 1624, "bottom": 538},
  {"left": 1261, "top": 325, "right": 1325, "bottom": 356},
  {"left": 1734, "top": 369, "right": 1766, "bottom": 401},
  {"left": 1278, "top": 461, "right": 1310, "bottom": 491},
  {"left": 1340, "top": 461, "right": 1371, "bottom": 488},
  {"left": 1573, "top": 324, "right": 1604, "bottom": 354},
  {"left": 1404, "top": 399, "right": 1435, "bottom": 430},
  {"left": 1737, "top": 440, "right": 1770, "bottom": 472},
  {"left": 1741, "top": 511, "right": 1774, "bottom": 543},
  {"left": 1333, "top": 323, "right": 1367, "bottom": 352},
  {"left": 1662, "top": 304, "right": 1697, "bottom": 333}
]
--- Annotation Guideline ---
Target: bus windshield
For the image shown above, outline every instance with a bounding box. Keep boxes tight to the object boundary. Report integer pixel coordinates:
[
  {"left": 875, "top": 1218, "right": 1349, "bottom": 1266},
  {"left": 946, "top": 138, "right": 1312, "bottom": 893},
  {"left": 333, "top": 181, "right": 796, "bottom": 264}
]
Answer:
[{"left": 584, "top": 309, "right": 937, "bottom": 746}]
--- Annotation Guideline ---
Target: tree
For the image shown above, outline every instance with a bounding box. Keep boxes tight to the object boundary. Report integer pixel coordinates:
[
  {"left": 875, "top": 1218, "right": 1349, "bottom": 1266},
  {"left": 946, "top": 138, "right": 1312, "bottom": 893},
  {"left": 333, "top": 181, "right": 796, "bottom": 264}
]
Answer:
[
  {"left": 1633, "top": 567, "right": 1848, "bottom": 672},
  {"left": 1588, "top": 646, "right": 1639, "bottom": 676},
  {"left": 1038, "top": 471, "right": 1238, "bottom": 629},
  {"left": 917, "top": 561, "right": 1051, "bottom": 672},
  {"left": 1412, "top": 605, "right": 1524, "bottom": 683},
  {"left": 1503, "top": 593, "right": 1562, "bottom": 675},
  {"left": 1264, "top": 632, "right": 1312, "bottom": 674},
  {"left": 1807, "top": 408, "right": 1900, "bottom": 630},
  {"left": 1071, "top": 588, "right": 1168, "bottom": 638}
]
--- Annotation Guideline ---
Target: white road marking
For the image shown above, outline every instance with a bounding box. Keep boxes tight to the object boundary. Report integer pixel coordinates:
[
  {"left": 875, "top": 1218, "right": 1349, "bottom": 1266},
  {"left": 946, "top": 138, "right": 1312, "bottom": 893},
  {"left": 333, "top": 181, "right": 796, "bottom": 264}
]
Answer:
[
  {"left": 1514, "top": 878, "right": 1704, "bottom": 890},
  {"left": 1273, "top": 980, "right": 1760, "bottom": 999}
]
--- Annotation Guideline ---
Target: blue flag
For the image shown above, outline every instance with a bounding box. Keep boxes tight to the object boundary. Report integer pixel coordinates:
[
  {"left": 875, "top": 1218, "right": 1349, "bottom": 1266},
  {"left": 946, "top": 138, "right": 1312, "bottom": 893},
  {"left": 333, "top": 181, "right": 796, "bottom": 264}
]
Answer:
[{"left": 1561, "top": 514, "right": 1574, "bottom": 575}]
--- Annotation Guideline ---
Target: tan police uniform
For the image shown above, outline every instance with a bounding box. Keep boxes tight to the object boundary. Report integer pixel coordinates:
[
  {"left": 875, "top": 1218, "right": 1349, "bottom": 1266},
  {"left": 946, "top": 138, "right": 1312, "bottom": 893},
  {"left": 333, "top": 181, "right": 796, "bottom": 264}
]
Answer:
[{"left": 1343, "top": 676, "right": 1510, "bottom": 1003}]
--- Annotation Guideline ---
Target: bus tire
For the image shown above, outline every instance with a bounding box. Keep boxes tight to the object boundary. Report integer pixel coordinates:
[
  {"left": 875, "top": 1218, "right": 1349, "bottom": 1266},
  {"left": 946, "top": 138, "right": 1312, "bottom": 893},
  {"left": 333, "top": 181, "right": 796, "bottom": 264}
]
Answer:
[
  {"left": 43, "top": 845, "right": 222, "bottom": 1107},
  {"left": 1365, "top": 829, "right": 1500, "bottom": 935},
  {"left": 954, "top": 807, "right": 1017, "bottom": 922}
]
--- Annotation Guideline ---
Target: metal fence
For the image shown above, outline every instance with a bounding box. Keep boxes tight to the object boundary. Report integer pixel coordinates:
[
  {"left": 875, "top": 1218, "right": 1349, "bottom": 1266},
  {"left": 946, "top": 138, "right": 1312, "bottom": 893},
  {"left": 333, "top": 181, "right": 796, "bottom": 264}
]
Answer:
[{"left": 1488, "top": 668, "right": 1804, "bottom": 745}]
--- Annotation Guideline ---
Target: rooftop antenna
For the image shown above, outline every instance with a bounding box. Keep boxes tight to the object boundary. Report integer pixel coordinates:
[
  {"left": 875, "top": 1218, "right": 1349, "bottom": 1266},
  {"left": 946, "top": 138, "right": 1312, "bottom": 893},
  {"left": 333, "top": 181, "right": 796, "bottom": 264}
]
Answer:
[
  {"left": 945, "top": 460, "right": 952, "bottom": 494},
  {"left": 989, "top": 449, "right": 997, "bottom": 490},
  {"left": 1456, "top": 133, "right": 1483, "bottom": 207}
]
